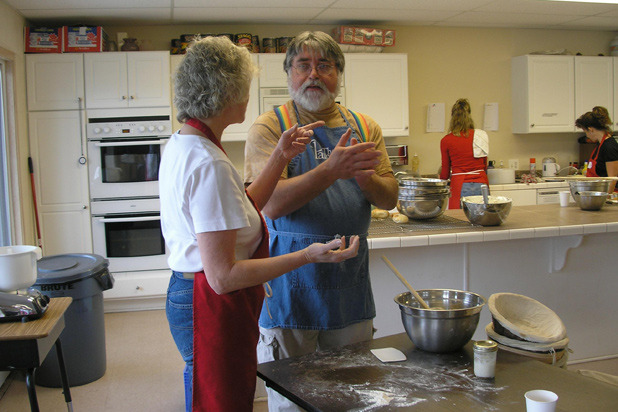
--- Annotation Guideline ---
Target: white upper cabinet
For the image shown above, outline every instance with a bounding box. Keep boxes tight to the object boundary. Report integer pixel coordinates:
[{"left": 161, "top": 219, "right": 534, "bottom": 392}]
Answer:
[
  {"left": 84, "top": 51, "right": 170, "bottom": 109},
  {"left": 511, "top": 55, "right": 575, "bottom": 133},
  {"left": 26, "top": 54, "right": 85, "bottom": 111},
  {"left": 344, "top": 53, "right": 409, "bottom": 137},
  {"left": 258, "top": 53, "right": 288, "bottom": 88},
  {"left": 575, "top": 56, "right": 614, "bottom": 122}
]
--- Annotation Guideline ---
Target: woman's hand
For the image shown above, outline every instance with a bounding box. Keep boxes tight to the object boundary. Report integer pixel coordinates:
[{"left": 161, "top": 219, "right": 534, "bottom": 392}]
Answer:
[
  {"left": 277, "top": 121, "right": 325, "bottom": 161},
  {"left": 303, "top": 235, "right": 360, "bottom": 263}
]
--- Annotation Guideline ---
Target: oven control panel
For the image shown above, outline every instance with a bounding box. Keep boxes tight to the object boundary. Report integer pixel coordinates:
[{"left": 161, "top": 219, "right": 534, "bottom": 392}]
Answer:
[{"left": 87, "top": 117, "right": 172, "bottom": 139}]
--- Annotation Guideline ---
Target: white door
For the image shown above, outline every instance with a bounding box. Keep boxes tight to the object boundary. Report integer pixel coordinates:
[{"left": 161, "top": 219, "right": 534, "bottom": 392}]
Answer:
[
  {"left": 26, "top": 54, "right": 84, "bottom": 111},
  {"left": 344, "top": 53, "right": 409, "bottom": 137},
  {"left": 575, "top": 56, "right": 613, "bottom": 122},
  {"left": 28, "top": 111, "right": 92, "bottom": 255},
  {"left": 84, "top": 52, "right": 128, "bottom": 109},
  {"left": 127, "top": 51, "right": 171, "bottom": 108}
]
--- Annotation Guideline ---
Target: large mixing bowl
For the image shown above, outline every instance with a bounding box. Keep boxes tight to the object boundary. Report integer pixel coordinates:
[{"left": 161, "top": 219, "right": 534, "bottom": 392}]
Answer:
[
  {"left": 461, "top": 195, "right": 512, "bottom": 226},
  {"left": 399, "top": 177, "right": 449, "bottom": 188},
  {"left": 569, "top": 180, "right": 611, "bottom": 206},
  {"left": 577, "top": 191, "right": 608, "bottom": 211},
  {"left": 395, "top": 289, "right": 486, "bottom": 353},
  {"left": 397, "top": 193, "right": 449, "bottom": 220}
]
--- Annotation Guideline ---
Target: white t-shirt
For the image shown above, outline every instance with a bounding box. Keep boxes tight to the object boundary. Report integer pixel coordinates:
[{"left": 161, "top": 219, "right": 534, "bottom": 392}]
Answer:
[{"left": 159, "top": 132, "right": 262, "bottom": 272}]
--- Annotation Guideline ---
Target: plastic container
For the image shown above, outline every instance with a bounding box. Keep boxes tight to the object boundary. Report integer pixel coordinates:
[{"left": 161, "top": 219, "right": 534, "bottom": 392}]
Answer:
[
  {"left": 32, "top": 253, "right": 113, "bottom": 387},
  {"left": 411, "top": 153, "right": 420, "bottom": 176},
  {"left": 473, "top": 340, "right": 498, "bottom": 378}
]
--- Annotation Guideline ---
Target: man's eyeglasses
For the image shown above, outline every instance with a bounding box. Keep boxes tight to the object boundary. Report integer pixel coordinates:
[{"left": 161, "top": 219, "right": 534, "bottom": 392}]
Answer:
[{"left": 292, "top": 63, "right": 336, "bottom": 76}]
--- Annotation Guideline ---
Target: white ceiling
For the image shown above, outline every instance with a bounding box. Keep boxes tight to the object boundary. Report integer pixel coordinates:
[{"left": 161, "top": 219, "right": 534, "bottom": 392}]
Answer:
[{"left": 4, "top": 0, "right": 618, "bottom": 31}]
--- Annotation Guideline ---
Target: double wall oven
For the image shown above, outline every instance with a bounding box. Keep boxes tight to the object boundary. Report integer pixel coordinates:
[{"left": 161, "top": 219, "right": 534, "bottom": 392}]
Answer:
[{"left": 87, "top": 107, "right": 172, "bottom": 273}]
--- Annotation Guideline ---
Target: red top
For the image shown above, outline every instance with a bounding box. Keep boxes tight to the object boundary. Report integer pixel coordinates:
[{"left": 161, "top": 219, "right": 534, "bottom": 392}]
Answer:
[{"left": 439, "top": 130, "right": 488, "bottom": 181}]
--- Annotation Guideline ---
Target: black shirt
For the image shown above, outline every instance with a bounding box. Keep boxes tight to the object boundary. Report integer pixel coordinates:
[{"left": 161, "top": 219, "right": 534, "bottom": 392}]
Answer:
[{"left": 593, "top": 135, "right": 618, "bottom": 177}]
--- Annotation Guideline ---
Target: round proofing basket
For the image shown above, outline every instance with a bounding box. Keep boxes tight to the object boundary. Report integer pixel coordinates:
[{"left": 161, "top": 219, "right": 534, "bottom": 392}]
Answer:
[{"left": 488, "top": 293, "right": 567, "bottom": 344}]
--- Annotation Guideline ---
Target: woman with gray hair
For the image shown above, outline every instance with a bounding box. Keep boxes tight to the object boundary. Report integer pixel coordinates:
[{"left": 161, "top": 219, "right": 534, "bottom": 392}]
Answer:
[{"left": 159, "top": 36, "right": 360, "bottom": 412}]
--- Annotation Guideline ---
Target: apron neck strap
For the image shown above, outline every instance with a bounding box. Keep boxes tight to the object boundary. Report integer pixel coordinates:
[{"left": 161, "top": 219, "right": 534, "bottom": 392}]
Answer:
[{"left": 186, "top": 118, "right": 227, "bottom": 155}]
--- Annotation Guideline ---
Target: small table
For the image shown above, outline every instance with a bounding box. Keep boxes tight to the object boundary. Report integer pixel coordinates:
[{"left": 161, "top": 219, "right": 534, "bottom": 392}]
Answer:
[
  {"left": 0, "top": 297, "right": 73, "bottom": 412},
  {"left": 257, "top": 333, "right": 618, "bottom": 411}
]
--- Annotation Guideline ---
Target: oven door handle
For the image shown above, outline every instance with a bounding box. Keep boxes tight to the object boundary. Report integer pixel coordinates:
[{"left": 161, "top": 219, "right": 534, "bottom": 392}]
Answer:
[
  {"left": 96, "top": 216, "right": 161, "bottom": 223},
  {"left": 94, "top": 139, "right": 168, "bottom": 147}
]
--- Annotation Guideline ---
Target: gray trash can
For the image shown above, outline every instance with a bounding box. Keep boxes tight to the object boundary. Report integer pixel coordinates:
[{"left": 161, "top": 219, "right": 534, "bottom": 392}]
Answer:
[{"left": 32, "top": 253, "right": 114, "bottom": 387}]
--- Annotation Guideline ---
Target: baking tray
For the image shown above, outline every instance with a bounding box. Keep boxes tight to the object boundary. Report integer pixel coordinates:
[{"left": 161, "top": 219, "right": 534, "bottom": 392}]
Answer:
[{"left": 369, "top": 215, "right": 471, "bottom": 235}]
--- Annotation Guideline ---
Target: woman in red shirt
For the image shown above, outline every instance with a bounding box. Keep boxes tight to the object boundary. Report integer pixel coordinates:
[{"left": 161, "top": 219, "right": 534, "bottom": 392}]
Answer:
[{"left": 440, "top": 99, "right": 489, "bottom": 209}]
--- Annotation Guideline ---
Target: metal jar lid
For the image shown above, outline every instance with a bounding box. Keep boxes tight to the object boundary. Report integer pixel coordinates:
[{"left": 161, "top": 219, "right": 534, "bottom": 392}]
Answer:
[{"left": 473, "top": 340, "right": 498, "bottom": 352}]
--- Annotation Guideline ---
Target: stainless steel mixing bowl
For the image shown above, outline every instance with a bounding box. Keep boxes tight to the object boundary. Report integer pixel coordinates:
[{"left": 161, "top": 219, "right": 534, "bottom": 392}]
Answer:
[
  {"left": 397, "top": 193, "right": 449, "bottom": 220},
  {"left": 398, "top": 177, "right": 449, "bottom": 187},
  {"left": 394, "top": 289, "right": 486, "bottom": 353},
  {"left": 577, "top": 191, "right": 608, "bottom": 211},
  {"left": 461, "top": 195, "right": 512, "bottom": 226},
  {"left": 569, "top": 180, "right": 611, "bottom": 206}
]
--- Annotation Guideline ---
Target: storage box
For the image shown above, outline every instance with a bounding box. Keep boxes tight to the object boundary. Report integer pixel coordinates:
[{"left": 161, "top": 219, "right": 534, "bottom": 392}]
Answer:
[
  {"left": 24, "top": 27, "right": 63, "bottom": 53},
  {"left": 332, "top": 26, "right": 396, "bottom": 47},
  {"left": 63, "top": 26, "right": 108, "bottom": 52}
]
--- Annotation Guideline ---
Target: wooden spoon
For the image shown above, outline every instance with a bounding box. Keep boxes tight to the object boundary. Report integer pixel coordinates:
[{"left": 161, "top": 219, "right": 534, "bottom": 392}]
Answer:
[{"left": 381, "top": 255, "right": 432, "bottom": 310}]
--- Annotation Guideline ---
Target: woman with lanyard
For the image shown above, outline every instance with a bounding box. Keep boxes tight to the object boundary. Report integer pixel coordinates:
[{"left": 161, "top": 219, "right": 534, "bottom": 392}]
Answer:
[
  {"left": 159, "top": 36, "right": 360, "bottom": 412},
  {"left": 576, "top": 106, "right": 618, "bottom": 193},
  {"left": 440, "top": 98, "right": 489, "bottom": 209}
]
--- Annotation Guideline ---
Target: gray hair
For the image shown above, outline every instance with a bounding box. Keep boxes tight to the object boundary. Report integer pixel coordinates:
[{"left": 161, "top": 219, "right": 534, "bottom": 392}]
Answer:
[
  {"left": 283, "top": 31, "right": 345, "bottom": 75},
  {"left": 174, "top": 36, "right": 258, "bottom": 123}
]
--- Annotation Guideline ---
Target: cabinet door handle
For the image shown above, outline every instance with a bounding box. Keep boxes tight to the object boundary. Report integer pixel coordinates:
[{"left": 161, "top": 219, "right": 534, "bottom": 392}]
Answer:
[
  {"left": 122, "top": 96, "right": 127, "bottom": 100},
  {"left": 130, "top": 96, "right": 135, "bottom": 100}
]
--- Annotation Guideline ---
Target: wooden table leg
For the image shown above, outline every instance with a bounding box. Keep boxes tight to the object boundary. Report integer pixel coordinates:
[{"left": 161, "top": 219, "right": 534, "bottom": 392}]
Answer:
[
  {"left": 54, "top": 340, "right": 73, "bottom": 412},
  {"left": 25, "top": 368, "right": 40, "bottom": 412}
]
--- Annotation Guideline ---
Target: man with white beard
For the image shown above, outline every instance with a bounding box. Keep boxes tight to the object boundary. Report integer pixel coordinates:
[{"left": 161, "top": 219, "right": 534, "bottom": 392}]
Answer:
[{"left": 244, "top": 31, "right": 398, "bottom": 411}]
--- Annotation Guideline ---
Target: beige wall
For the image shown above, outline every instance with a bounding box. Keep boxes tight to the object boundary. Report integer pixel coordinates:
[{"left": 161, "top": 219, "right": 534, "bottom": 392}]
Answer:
[
  {"left": 107, "top": 23, "right": 616, "bottom": 175},
  {"left": 3, "top": 15, "right": 617, "bottom": 244},
  {"left": 0, "top": 0, "right": 30, "bottom": 244}
]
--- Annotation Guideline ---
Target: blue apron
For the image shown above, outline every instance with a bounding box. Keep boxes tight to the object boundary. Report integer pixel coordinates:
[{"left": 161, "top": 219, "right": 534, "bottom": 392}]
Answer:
[{"left": 259, "top": 103, "right": 376, "bottom": 329}]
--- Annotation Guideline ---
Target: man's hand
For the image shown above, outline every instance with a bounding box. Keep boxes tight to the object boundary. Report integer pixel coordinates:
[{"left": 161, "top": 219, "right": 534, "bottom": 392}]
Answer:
[
  {"left": 324, "top": 128, "right": 381, "bottom": 181},
  {"left": 276, "top": 121, "right": 325, "bottom": 161}
]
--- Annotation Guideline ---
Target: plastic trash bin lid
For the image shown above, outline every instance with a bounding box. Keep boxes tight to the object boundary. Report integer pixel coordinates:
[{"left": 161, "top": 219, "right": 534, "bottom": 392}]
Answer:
[{"left": 36, "top": 253, "right": 109, "bottom": 284}]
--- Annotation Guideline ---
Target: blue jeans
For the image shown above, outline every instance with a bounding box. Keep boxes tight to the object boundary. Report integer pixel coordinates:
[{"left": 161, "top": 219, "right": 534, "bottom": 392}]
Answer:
[
  {"left": 461, "top": 182, "right": 484, "bottom": 198},
  {"left": 166, "top": 272, "right": 194, "bottom": 412}
]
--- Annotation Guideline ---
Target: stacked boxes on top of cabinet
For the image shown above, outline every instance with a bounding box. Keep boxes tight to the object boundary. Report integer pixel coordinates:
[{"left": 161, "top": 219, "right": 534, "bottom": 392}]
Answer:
[
  {"left": 24, "top": 27, "right": 63, "bottom": 53},
  {"left": 25, "top": 26, "right": 108, "bottom": 53},
  {"left": 332, "top": 26, "right": 396, "bottom": 47},
  {"left": 63, "top": 26, "right": 108, "bottom": 52}
]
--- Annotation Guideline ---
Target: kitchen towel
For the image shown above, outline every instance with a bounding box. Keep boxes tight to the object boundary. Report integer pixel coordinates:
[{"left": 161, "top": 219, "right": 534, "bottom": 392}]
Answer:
[{"left": 473, "top": 129, "right": 489, "bottom": 158}]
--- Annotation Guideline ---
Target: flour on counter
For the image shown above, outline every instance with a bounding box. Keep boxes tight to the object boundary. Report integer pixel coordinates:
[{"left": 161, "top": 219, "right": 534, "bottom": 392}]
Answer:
[{"left": 286, "top": 346, "right": 507, "bottom": 411}]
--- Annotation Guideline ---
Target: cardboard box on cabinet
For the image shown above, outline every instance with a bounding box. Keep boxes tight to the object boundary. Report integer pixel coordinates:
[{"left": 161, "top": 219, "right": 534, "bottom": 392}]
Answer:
[
  {"left": 63, "top": 26, "right": 108, "bottom": 52},
  {"left": 332, "top": 26, "right": 396, "bottom": 47},
  {"left": 24, "top": 27, "right": 64, "bottom": 53}
]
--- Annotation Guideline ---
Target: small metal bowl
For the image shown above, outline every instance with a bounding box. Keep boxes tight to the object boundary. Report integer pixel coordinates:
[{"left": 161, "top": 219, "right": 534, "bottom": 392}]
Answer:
[
  {"left": 395, "top": 289, "right": 486, "bottom": 353},
  {"left": 461, "top": 195, "right": 512, "bottom": 226},
  {"left": 577, "top": 191, "right": 609, "bottom": 211},
  {"left": 397, "top": 193, "right": 449, "bottom": 220}
]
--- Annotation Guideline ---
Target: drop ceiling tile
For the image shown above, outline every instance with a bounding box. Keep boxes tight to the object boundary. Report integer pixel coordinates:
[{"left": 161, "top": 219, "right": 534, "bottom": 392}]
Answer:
[
  {"left": 172, "top": 7, "right": 323, "bottom": 24},
  {"left": 476, "top": 0, "right": 616, "bottom": 16},
  {"left": 24, "top": 8, "right": 172, "bottom": 23},
  {"left": 175, "top": 0, "right": 332, "bottom": 6},
  {"left": 332, "top": 0, "right": 493, "bottom": 12},
  {"left": 6, "top": 0, "right": 171, "bottom": 9},
  {"left": 441, "top": 11, "right": 578, "bottom": 27},
  {"left": 555, "top": 16, "right": 618, "bottom": 30},
  {"left": 315, "top": 8, "right": 461, "bottom": 23}
]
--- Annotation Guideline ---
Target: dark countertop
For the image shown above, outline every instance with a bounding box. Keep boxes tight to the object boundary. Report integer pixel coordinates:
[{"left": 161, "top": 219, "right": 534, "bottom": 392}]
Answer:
[{"left": 257, "top": 333, "right": 618, "bottom": 411}]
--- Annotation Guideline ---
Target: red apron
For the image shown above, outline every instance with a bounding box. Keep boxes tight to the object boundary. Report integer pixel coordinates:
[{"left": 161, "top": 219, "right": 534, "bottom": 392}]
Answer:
[
  {"left": 187, "top": 118, "right": 268, "bottom": 412},
  {"left": 585, "top": 133, "right": 609, "bottom": 178}
]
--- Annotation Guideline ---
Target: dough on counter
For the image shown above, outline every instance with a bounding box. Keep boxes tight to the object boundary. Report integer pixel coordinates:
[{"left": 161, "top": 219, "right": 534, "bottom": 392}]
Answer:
[
  {"left": 371, "top": 209, "right": 389, "bottom": 219},
  {"left": 392, "top": 213, "right": 409, "bottom": 223}
]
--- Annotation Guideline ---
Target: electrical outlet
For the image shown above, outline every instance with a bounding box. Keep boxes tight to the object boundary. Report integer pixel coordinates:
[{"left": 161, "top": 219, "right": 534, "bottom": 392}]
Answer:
[{"left": 509, "top": 159, "right": 520, "bottom": 170}]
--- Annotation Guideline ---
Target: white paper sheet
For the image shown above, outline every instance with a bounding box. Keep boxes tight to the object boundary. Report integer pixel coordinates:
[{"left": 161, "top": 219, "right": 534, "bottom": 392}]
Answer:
[
  {"left": 371, "top": 347, "right": 407, "bottom": 363},
  {"left": 483, "top": 102, "right": 499, "bottom": 131},
  {"left": 426, "top": 103, "right": 445, "bottom": 133}
]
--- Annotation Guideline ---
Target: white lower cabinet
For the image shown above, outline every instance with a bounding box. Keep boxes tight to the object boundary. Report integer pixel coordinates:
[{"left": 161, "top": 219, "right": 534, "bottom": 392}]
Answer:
[
  {"left": 491, "top": 189, "right": 537, "bottom": 206},
  {"left": 103, "top": 270, "right": 172, "bottom": 311}
]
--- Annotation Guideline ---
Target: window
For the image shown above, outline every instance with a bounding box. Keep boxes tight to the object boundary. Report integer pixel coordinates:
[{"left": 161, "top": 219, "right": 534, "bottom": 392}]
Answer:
[{"left": 0, "top": 59, "right": 11, "bottom": 245}]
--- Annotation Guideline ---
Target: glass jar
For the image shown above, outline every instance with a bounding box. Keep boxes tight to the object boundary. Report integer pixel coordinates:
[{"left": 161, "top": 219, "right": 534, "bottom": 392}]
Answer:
[
  {"left": 473, "top": 340, "right": 498, "bottom": 378},
  {"left": 121, "top": 38, "right": 140, "bottom": 51}
]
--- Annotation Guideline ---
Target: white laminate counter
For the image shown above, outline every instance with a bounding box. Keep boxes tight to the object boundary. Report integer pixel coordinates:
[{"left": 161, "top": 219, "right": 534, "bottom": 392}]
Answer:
[{"left": 368, "top": 203, "right": 618, "bottom": 363}]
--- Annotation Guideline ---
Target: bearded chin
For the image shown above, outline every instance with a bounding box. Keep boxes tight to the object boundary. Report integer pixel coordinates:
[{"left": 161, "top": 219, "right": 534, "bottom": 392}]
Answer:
[{"left": 289, "top": 79, "right": 341, "bottom": 112}]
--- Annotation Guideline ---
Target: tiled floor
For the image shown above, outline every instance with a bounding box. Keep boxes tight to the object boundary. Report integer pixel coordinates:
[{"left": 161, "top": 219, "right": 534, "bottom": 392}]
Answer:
[{"left": 0, "top": 309, "right": 615, "bottom": 411}]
